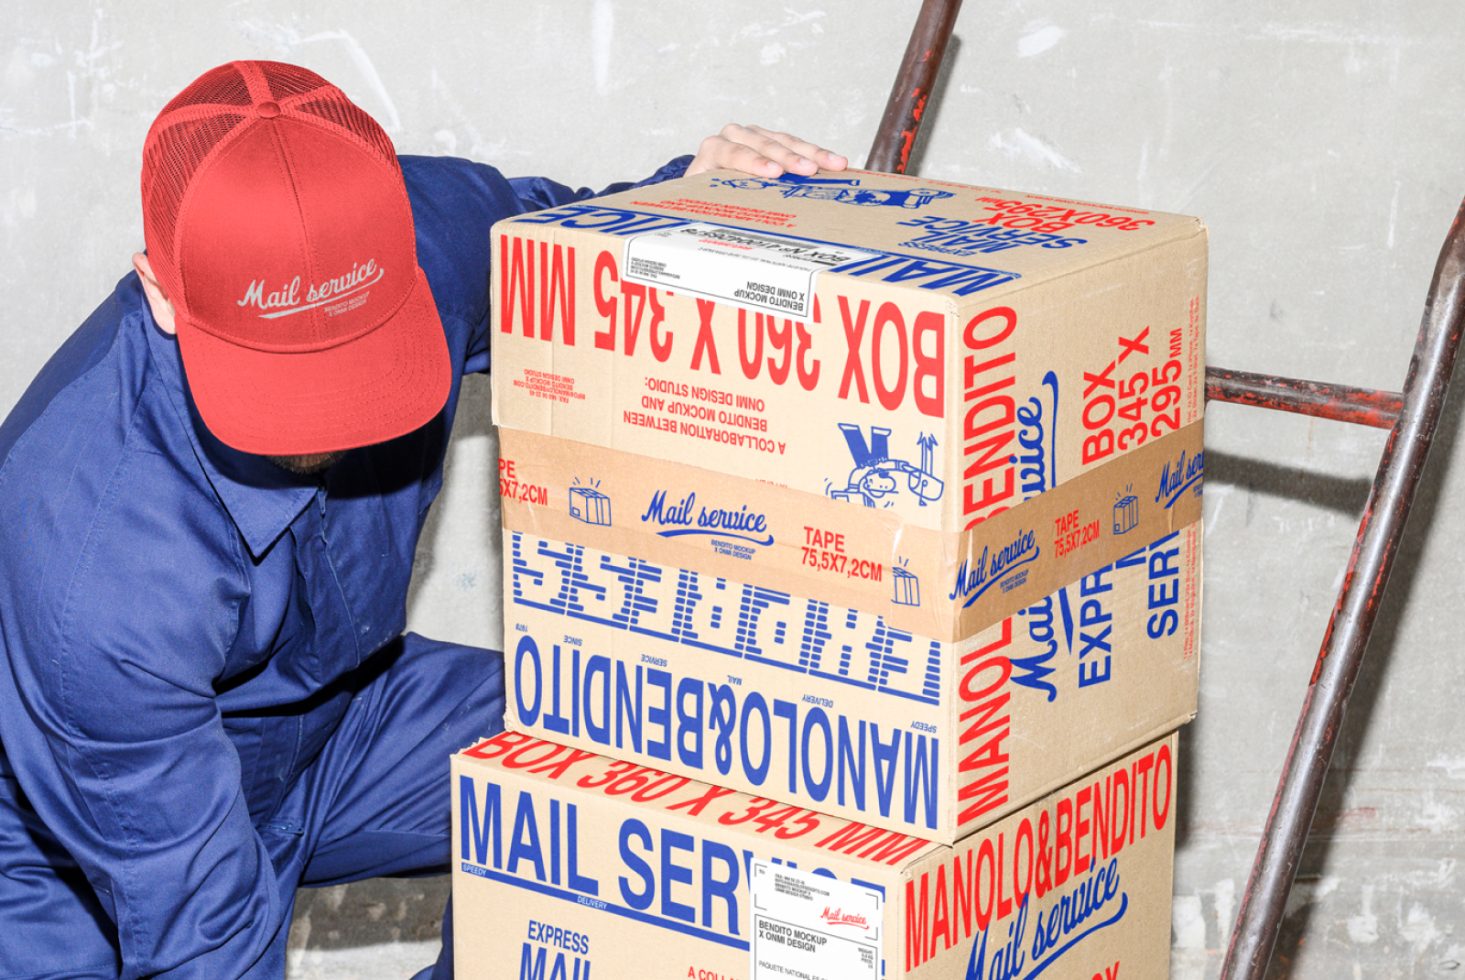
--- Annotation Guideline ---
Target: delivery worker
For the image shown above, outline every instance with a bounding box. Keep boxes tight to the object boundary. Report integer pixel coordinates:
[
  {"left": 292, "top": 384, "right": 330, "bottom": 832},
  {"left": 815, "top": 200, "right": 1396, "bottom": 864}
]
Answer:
[{"left": 0, "top": 60, "right": 847, "bottom": 979}]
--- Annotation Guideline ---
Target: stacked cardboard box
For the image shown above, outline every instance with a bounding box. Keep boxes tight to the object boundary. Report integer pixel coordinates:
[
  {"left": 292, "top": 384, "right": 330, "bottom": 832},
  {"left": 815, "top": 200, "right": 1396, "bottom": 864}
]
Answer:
[
  {"left": 465, "top": 168, "right": 1206, "bottom": 977},
  {"left": 454, "top": 729, "right": 1178, "bottom": 979}
]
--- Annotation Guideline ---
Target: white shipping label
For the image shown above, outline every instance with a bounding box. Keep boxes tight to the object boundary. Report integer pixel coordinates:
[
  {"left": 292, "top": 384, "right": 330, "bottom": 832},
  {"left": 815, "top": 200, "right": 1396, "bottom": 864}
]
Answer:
[
  {"left": 622, "top": 222, "right": 875, "bottom": 320},
  {"left": 750, "top": 860, "right": 883, "bottom": 980}
]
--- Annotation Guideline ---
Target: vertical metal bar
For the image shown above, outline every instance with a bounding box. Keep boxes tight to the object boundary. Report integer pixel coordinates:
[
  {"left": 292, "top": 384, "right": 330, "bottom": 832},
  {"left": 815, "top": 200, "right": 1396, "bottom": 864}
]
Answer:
[
  {"left": 868, "top": 6, "right": 1464, "bottom": 971},
  {"left": 1223, "top": 200, "right": 1465, "bottom": 978},
  {"left": 865, "top": 0, "right": 964, "bottom": 174}
]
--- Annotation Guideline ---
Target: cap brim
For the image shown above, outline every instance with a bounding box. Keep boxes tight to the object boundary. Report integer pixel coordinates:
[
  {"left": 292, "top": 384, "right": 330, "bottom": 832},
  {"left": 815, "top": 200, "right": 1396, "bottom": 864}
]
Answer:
[{"left": 177, "top": 265, "right": 452, "bottom": 456}]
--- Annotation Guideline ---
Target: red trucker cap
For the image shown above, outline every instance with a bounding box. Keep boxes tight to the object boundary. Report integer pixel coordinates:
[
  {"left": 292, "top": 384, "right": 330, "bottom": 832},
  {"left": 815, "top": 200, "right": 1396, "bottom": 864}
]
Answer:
[{"left": 139, "top": 60, "right": 449, "bottom": 455}]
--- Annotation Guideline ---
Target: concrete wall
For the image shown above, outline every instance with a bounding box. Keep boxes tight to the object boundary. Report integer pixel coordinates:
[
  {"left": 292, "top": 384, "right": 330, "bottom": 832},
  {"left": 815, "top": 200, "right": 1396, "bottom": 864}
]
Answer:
[{"left": 4, "top": 2, "right": 1463, "bottom": 976}]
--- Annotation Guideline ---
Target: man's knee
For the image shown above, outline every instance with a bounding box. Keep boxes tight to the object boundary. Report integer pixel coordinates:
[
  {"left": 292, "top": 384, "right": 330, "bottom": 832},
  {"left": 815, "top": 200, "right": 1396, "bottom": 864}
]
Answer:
[{"left": 396, "top": 634, "right": 505, "bottom": 738}]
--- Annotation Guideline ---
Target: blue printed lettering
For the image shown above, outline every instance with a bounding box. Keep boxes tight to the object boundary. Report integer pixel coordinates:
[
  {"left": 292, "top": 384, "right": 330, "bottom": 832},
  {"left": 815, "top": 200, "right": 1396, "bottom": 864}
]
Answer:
[
  {"left": 1145, "top": 532, "right": 1181, "bottom": 639},
  {"left": 640, "top": 489, "right": 775, "bottom": 547},
  {"left": 949, "top": 530, "right": 1040, "bottom": 608},
  {"left": 1076, "top": 565, "right": 1115, "bottom": 688},
  {"left": 509, "top": 532, "right": 941, "bottom": 705},
  {"left": 512, "top": 629, "right": 940, "bottom": 829},
  {"left": 898, "top": 213, "right": 1087, "bottom": 255},
  {"left": 1155, "top": 448, "right": 1204, "bottom": 509},
  {"left": 458, "top": 778, "right": 600, "bottom": 898}
]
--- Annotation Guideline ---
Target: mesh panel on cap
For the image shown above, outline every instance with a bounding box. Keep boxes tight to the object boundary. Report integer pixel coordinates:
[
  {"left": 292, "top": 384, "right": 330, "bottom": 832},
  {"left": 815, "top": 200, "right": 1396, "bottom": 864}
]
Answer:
[
  {"left": 156, "top": 62, "right": 253, "bottom": 115},
  {"left": 257, "top": 60, "right": 333, "bottom": 101},
  {"left": 294, "top": 94, "right": 400, "bottom": 173},
  {"left": 142, "top": 108, "right": 246, "bottom": 282},
  {"left": 143, "top": 62, "right": 267, "bottom": 286}
]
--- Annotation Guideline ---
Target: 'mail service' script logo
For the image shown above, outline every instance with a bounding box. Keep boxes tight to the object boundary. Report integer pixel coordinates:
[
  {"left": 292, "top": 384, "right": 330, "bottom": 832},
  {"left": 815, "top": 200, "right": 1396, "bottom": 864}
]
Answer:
[
  {"left": 236, "top": 258, "right": 384, "bottom": 319},
  {"left": 820, "top": 907, "right": 870, "bottom": 930},
  {"left": 1155, "top": 447, "right": 1204, "bottom": 510},
  {"left": 949, "top": 529, "right": 1039, "bottom": 608},
  {"left": 640, "top": 489, "right": 774, "bottom": 547}
]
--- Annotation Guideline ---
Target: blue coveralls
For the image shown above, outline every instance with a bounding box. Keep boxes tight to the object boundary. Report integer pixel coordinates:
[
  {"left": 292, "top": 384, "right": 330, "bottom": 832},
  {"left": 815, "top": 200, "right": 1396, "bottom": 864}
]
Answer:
[{"left": 0, "top": 153, "right": 689, "bottom": 978}]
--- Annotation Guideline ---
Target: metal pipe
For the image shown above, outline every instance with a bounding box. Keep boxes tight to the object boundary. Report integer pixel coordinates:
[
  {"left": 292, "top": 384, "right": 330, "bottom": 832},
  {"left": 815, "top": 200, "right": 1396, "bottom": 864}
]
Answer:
[
  {"left": 1222, "top": 200, "right": 1465, "bottom": 977},
  {"left": 865, "top": 0, "right": 964, "bottom": 174},
  {"left": 1205, "top": 366, "right": 1403, "bottom": 429},
  {"left": 865, "top": 8, "right": 1465, "bottom": 973}
]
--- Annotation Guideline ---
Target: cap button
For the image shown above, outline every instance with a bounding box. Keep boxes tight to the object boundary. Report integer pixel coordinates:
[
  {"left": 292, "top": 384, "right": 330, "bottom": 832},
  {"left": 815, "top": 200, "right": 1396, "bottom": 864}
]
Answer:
[{"left": 257, "top": 100, "right": 281, "bottom": 119}]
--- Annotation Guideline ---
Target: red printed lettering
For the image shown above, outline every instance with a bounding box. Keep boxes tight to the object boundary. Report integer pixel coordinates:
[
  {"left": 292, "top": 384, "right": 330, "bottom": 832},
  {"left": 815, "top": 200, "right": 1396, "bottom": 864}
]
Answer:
[
  {"left": 591, "top": 250, "right": 671, "bottom": 361},
  {"left": 956, "top": 618, "right": 1014, "bottom": 826},
  {"left": 499, "top": 236, "right": 577, "bottom": 344},
  {"left": 961, "top": 306, "right": 1018, "bottom": 528},
  {"left": 836, "top": 296, "right": 944, "bottom": 416}
]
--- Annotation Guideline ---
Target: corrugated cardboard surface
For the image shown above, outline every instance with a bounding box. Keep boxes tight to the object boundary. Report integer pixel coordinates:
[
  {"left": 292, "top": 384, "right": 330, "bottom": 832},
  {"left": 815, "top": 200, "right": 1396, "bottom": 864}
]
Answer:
[
  {"left": 490, "top": 168, "right": 1207, "bottom": 537},
  {"left": 452, "top": 731, "right": 1177, "bottom": 979},
  {"left": 502, "top": 524, "right": 1198, "bottom": 843}
]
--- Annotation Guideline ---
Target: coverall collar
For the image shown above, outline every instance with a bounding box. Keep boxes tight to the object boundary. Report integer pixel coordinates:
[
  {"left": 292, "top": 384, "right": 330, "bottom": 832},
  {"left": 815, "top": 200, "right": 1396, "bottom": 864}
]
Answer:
[{"left": 136, "top": 274, "right": 317, "bottom": 558}]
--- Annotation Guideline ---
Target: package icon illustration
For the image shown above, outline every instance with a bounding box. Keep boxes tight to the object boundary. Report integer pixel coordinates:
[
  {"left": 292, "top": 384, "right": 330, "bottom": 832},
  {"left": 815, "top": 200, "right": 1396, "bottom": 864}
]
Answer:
[
  {"left": 891, "top": 564, "right": 921, "bottom": 607},
  {"left": 1112, "top": 490, "right": 1139, "bottom": 535},
  {"left": 569, "top": 482, "right": 612, "bottom": 527}
]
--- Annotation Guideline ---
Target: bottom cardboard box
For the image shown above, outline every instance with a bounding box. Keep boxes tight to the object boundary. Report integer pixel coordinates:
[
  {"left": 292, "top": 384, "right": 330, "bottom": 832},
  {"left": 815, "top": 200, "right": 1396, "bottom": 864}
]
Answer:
[{"left": 452, "top": 731, "right": 1177, "bottom": 979}]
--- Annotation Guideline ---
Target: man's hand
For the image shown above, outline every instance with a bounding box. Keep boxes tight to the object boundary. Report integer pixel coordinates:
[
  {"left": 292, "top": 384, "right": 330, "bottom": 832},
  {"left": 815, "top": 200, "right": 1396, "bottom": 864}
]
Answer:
[{"left": 688, "top": 123, "right": 848, "bottom": 179}]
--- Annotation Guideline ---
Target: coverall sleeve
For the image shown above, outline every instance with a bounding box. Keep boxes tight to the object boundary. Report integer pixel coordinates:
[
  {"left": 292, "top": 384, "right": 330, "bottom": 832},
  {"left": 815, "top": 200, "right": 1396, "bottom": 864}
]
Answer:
[
  {"left": 504, "top": 154, "right": 693, "bottom": 214},
  {"left": 402, "top": 154, "right": 691, "bottom": 377},
  {"left": 3, "top": 449, "right": 276, "bottom": 978}
]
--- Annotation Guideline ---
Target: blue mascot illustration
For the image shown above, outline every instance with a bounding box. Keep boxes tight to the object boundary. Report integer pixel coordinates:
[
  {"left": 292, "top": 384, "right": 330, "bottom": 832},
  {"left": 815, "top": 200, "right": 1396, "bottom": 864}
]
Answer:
[{"left": 831, "top": 424, "right": 944, "bottom": 508}]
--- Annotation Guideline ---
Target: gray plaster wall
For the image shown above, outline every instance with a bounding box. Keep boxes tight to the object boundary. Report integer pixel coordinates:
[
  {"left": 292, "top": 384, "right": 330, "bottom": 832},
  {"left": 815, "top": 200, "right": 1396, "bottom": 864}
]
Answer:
[{"left": 4, "top": 2, "right": 1463, "bottom": 977}]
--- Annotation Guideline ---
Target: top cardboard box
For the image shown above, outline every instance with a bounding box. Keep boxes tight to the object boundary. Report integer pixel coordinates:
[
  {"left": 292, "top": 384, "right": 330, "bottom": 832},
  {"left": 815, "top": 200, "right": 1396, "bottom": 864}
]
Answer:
[{"left": 490, "top": 169, "right": 1206, "bottom": 637}]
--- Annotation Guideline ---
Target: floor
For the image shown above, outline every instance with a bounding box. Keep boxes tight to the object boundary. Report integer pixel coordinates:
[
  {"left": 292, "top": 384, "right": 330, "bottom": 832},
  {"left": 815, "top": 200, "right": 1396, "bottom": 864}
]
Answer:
[{"left": 286, "top": 941, "right": 439, "bottom": 979}]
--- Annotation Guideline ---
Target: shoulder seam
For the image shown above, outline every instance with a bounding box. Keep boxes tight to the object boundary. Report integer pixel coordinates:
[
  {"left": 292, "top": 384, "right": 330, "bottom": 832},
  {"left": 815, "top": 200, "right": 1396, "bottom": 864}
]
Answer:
[{"left": 0, "top": 309, "right": 141, "bottom": 498}]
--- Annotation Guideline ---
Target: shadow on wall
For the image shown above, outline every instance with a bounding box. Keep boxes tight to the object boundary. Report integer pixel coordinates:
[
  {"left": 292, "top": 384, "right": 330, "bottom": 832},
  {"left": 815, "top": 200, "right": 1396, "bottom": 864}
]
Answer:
[{"left": 406, "top": 372, "right": 499, "bottom": 618}]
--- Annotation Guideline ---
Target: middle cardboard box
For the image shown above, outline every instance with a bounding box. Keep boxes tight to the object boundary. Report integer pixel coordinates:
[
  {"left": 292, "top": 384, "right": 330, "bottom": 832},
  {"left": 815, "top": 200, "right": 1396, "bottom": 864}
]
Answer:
[{"left": 503, "top": 524, "right": 1199, "bottom": 845}]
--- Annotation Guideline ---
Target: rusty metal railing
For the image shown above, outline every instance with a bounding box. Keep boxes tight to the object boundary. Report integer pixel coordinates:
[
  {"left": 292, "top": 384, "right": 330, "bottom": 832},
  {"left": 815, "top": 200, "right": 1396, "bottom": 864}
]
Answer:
[
  {"left": 867, "top": 2, "right": 1465, "bottom": 977},
  {"left": 1216, "top": 208, "right": 1464, "bottom": 976}
]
